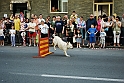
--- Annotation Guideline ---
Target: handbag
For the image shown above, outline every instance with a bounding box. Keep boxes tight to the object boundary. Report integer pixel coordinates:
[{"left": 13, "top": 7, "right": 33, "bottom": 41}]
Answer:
[{"left": 73, "top": 36, "right": 76, "bottom": 43}]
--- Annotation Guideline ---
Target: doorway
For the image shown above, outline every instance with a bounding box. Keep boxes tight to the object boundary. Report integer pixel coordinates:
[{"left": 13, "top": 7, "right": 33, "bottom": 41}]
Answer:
[
  {"left": 93, "top": 0, "right": 113, "bottom": 19},
  {"left": 13, "top": 3, "right": 27, "bottom": 17}
]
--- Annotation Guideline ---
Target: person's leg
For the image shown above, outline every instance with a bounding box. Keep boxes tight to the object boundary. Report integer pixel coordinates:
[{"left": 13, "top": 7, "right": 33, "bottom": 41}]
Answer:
[
  {"left": 92, "top": 37, "right": 96, "bottom": 49},
  {"left": 11, "top": 36, "right": 13, "bottom": 46},
  {"left": 117, "top": 32, "right": 120, "bottom": 47},
  {"left": 13, "top": 36, "right": 15, "bottom": 46},
  {"left": 33, "top": 37, "right": 36, "bottom": 46},
  {"left": 28, "top": 32, "right": 32, "bottom": 46},
  {"left": 86, "top": 32, "right": 89, "bottom": 46},
  {"left": 77, "top": 43, "right": 79, "bottom": 48},
  {"left": 1, "top": 36, "right": 4, "bottom": 46},
  {"left": 100, "top": 39, "right": 102, "bottom": 48},
  {"left": 79, "top": 43, "right": 81, "bottom": 48},
  {"left": 10, "top": 36, "right": 12, "bottom": 46},
  {"left": 0, "top": 40, "right": 1, "bottom": 46},
  {"left": 92, "top": 43, "right": 95, "bottom": 49},
  {"left": 89, "top": 37, "right": 92, "bottom": 48},
  {"left": 2, "top": 40, "right": 4, "bottom": 46},
  {"left": 103, "top": 38, "right": 105, "bottom": 48},
  {"left": 113, "top": 31, "right": 116, "bottom": 46},
  {"left": 33, "top": 32, "right": 36, "bottom": 46}
]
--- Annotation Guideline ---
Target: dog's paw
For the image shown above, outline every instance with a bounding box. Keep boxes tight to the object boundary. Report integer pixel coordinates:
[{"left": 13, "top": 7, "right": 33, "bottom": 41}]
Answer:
[{"left": 66, "top": 55, "right": 70, "bottom": 57}]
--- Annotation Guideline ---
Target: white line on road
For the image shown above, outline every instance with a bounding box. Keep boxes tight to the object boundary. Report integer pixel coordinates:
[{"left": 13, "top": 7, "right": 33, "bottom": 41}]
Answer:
[{"left": 10, "top": 72, "right": 124, "bottom": 82}]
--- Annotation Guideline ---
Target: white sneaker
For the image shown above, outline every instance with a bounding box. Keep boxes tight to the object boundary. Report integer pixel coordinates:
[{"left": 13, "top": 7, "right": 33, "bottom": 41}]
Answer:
[
  {"left": 29, "top": 44, "right": 31, "bottom": 47},
  {"left": 34, "top": 44, "right": 36, "bottom": 47}
]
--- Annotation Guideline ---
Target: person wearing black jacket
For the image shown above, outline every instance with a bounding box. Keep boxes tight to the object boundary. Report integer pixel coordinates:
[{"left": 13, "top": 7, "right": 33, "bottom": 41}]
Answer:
[{"left": 86, "top": 14, "right": 97, "bottom": 46}]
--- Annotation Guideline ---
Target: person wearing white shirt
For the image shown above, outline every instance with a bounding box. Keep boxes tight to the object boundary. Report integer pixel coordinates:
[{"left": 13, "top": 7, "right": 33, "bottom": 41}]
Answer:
[
  {"left": 0, "top": 25, "right": 4, "bottom": 46},
  {"left": 38, "top": 14, "right": 45, "bottom": 24},
  {"left": 9, "top": 26, "right": 16, "bottom": 47},
  {"left": 99, "top": 29, "right": 106, "bottom": 48},
  {"left": 38, "top": 20, "right": 49, "bottom": 38},
  {"left": 28, "top": 18, "right": 36, "bottom": 47}
]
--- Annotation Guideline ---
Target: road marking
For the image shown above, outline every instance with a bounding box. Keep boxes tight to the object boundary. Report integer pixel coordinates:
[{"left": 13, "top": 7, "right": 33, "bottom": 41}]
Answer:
[{"left": 10, "top": 72, "right": 124, "bottom": 82}]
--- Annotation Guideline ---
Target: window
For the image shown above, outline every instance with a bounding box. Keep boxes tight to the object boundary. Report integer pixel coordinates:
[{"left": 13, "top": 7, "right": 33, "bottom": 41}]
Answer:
[
  {"left": 95, "top": 0, "right": 113, "bottom": 3},
  {"left": 50, "top": 0, "right": 68, "bottom": 13}
]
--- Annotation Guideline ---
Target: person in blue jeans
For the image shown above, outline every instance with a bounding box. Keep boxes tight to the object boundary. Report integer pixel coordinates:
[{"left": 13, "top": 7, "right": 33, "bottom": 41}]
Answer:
[{"left": 87, "top": 24, "right": 98, "bottom": 49}]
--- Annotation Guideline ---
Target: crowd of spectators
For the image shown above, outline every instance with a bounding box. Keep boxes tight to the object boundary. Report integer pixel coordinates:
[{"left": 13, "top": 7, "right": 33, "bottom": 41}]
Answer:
[{"left": 0, "top": 11, "right": 124, "bottom": 48}]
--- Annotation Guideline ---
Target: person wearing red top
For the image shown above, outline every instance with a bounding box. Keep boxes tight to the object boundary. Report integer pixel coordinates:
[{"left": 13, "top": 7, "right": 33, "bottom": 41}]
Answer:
[{"left": 96, "top": 15, "right": 102, "bottom": 45}]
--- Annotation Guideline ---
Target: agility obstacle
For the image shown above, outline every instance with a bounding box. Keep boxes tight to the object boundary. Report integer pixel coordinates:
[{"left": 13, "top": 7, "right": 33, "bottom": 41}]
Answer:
[{"left": 33, "top": 31, "right": 53, "bottom": 58}]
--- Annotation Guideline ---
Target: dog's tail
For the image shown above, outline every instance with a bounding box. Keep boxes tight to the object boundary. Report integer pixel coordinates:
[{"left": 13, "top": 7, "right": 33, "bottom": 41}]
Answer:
[{"left": 52, "top": 34, "right": 55, "bottom": 37}]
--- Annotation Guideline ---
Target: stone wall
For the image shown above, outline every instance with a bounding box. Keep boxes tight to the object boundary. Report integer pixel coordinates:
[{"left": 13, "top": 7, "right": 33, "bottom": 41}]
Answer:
[
  {"left": 114, "top": 0, "right": 123, "bottom": 17},
  {"left": 0, "top": 0, "right": 11, "bottom": 19},
  {"left": 0, "top": 0, "right": 123, "bottom": 20},
  {"left": 68, "top": 0, "right": 93, "bottom": 20}
]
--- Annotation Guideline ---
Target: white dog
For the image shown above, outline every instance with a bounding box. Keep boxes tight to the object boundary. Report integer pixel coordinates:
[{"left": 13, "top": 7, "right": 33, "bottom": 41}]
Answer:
[{"left": 52, "top": 34, "right": 73, "bottom": 57}]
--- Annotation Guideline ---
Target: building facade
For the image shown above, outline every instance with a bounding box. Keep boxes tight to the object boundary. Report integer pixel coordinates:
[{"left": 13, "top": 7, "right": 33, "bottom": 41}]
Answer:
[{"left": 0, "top": 0, "right": 124, "bottom": 20}]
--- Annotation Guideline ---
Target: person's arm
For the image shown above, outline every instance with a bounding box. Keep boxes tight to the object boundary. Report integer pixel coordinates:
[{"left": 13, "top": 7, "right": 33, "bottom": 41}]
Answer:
[
  {"left": 95, "top": 29, "right": 98, "bottom": 34},
  {"left": 66, "top": 29, "right": 68, "bottom": 36},
  {"left": 45, "top": 24, "right": 49, "bottom": 29},
  {"left": 62, "top": 21, "right": 64, "bottom": 34},
  {"left": 54, "top": 28, "right": 56, "bottom": 34},
  {"left": 104, "top": 32, "right": 106, "bottom": 36},
  {"left": 50, "top": 24, "right": 54, "bottom": 30},
  {"left": 62, "top": 26, "right": 64, "bottom": 34},
  {"left": 87, "top": 29, "right": 91, "bottom": 34},
  {"left": 83, "top": 21, "right": 86, "bottom": 29},
  {"left": 9, "top": 30, "right": 11, "bottom": 34},
  {"left": 14, "top": 30, "right": 16, "bottom": 34},
  {"left": 94, "top": 19, "right": 98, "bottom": 28},
  {"left": 117, "top": 22, "right": 122, "bottom": 28}
]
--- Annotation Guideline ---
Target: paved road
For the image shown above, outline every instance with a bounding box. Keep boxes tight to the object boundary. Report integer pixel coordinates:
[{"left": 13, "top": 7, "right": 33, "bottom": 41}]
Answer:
[{"left": 0, "top": 46, "right": 124, "bottom": 83}]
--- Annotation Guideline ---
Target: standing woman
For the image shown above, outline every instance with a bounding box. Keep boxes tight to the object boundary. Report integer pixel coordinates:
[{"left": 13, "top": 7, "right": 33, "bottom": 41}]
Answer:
[
  {"left": 112, "top": 16, "right": 121, "bottom": 47},
  {"left": 96, "top": 15, "right": 102, "bottom": 45},
  {"left": 77, "top": 16, "right": 86, "bottom": 46},
  {"left": 45, "top": 18, "right": 51, "bottom": 36},
  {"left": 50, "top": 16, "right": 56, "bottom": 37},
  {"left": 66, "top": 20, "right": 74, "bottom": 44},
  {"left": 104, "top": 17, "right": 113, "bottom": 46},
  {"left": 0, "top": 20, "right": 4, "bottom": 46},
  {"left": 14, "top": 15, "right": 21, "bottom": 44}
]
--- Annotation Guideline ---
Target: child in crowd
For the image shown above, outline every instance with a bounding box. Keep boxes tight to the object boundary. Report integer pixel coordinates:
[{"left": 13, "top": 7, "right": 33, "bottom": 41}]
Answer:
[
  {"left": 20, "top": 21, "right": 26, "bottom": 46},
  {"left": 0, "top": 25, "right": 4, "bottom": 46},
  {"left": 9, "top": 26, "right": 16, "bottom": 47},
  {"left": 35, "top": 32, "right": 39, "bottom": 47},
  {"left": 76, "top": 29, "right": 82, "bottom": 48},
  {"left": 99, "top": 29, "right": 106, "bottom": 48},
  {"left": 21, "top": 32, "right": 26, "bottom": 46},
  {"left": 87, "top": 24, "right": 98, "bottom": 49}
]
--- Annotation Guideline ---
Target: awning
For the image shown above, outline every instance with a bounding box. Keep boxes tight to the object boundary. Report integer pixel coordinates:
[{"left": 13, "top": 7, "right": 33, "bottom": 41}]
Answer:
[
  {"left": 10, "top": 0, "right": 28, "bottom": 3},
  {"left": 10, "top": 0, "right": 31, "bottom": 10}
]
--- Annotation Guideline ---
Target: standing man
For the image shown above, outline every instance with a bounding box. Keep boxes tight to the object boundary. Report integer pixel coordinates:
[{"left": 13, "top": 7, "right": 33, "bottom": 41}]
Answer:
[
  {"left": 38, "top": 14, "right": 45, "bottom": 24},
  {"left": 54, "top": 16, "right": 64, "bottom": 38},
  {"left": 5, "top": 18, "right": 12, "bottom": 44},
  {"left": 86, "top": 14, "right": 97, "bottom": 46},
  {"left": 14, "top": 15, "right": 21, "bottom": 44},
  {"left": 120, "top": 14, "right": 124, "bottom": 46},
  {"left": 28, "top": 18, "right": 36, "bottom": 47}
]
